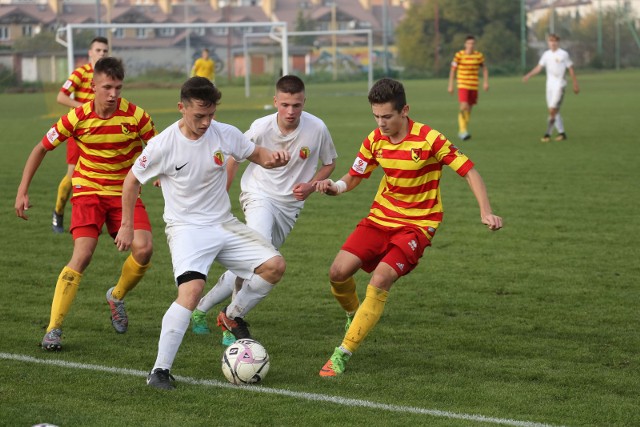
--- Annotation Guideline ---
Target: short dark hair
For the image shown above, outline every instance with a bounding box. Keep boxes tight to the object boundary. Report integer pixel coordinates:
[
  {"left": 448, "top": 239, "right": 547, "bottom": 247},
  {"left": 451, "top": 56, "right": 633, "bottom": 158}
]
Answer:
[
  {"left": 367, "top": 78, "right": 406, "bottom": 112},
  {"left": 181, "top": 77, "right": 222, "bottom": 107},
  {"left": 90, "top": 36, "right": 108, "bottom": 47},
  {"left": 548, "top": 33, "right": 560, "bottom": 41},
  {"left": 465, "top": 35, "right": 476, "bottom": 41},
  {"left": 94, "top": 57, "right": 124, "bottom": 81},
  {"left": 276, "top": 75, "right": 305, "bottom": 95}
]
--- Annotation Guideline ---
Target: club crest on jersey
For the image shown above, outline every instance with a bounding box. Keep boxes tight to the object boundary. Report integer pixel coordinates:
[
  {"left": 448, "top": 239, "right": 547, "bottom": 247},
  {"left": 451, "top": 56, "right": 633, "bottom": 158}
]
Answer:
[
  {"left": 121, "top": 123, "right": 136, "bottom": 135},
  {"left": 411, "top": 148, "right": 422, "bottom": 162},
  {"left": 213, "top": 151, "right": 224, "bottom": 166},
  {"left": 299, "top": 146, "right": 310, "bottom": 160},
  {"left": 352, "top": 157, "right": 367, "bottom": 174},
  {"left": 46, "top": 127, "right": 59, "bottom": 143}
]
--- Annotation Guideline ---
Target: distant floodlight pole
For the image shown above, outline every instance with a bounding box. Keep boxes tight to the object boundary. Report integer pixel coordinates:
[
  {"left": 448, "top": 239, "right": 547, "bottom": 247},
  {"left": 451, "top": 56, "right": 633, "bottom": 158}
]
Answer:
[
  {"left": 382, "top": 0, "right": 389, "bottom": 76},
  {"left": 520, "top": 0, "right": 526, "bottom": 70},
  {"left": 331, "top": 2, "right": 337, "bottom": 81},
  {"left": 597, "top": 0, "right": 603, "bottom": 56},
  {"left": 185, "top": 1, "right": 191, "bottom": 77},
  {"left": 96, "top": 0, "right": 102, "bottom": 36}
]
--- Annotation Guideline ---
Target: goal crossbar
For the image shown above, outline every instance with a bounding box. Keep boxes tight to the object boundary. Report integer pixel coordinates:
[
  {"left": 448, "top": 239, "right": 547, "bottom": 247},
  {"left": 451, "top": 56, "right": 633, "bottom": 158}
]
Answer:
[
  {"left": 243, "top": 28, "right": 373, "bottom": 97},
  {"left": 56, "top": 22, "right": 289, "bottom": 77}
]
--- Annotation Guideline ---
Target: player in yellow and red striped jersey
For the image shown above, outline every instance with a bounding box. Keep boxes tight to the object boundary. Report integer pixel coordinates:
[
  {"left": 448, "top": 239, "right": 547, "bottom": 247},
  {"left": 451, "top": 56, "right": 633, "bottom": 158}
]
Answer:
[
  {"left": 315, "top": 78, "right": 502, "bottom": 377},
  {"left": 52, "top": 36, "right": 109, "bottom": 233},
  {"left": 15, "top": 57, "right": 157, "bottom": 351},
  {"left": 447, "top": 35, "right": 489, "bottom": 141}
]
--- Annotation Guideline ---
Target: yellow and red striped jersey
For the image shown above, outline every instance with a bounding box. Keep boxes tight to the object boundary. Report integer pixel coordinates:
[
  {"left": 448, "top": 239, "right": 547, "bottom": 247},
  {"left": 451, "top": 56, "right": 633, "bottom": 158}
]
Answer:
[
  {"left": 59, "top": 64, "right": 95, "bottom": 104},
  {"left": 41, "top": 98, "right": 157, "bottom": 197},
  {"left": 349, "top": 119, "right": 474, "bottom": 239},
  {"left": 451, "top": 50, "right": 484, "bottom": 90}
]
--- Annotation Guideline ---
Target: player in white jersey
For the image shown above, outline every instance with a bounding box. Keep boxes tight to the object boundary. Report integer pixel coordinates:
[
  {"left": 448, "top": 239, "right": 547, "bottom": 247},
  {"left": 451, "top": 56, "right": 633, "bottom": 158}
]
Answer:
[
  {"left": 523, "top": 33, "right": 580, "bottom": 142},
  {"left": 191, "top": 75, "right": 338, "bottom": 346},
  {"left": 114, "top": 77, "right": 290, "bottom": 390}
]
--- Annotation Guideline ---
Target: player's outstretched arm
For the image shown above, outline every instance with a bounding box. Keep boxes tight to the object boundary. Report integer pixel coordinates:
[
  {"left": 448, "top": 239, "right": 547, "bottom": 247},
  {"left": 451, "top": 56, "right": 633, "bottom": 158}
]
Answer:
[
  {"left": 464, "top": 168, "right": 503, "bottom": 231},
  {"left": 15, "top": 144, "right": 48, "bottom": 220},
  {"left": 522, "top": 65, "right": 543, "bottom": 82},
  {"left": 293, "top": 161, "right": 336, "bottom": 201},
  {"left": 115, "top": 171, "right": 142, "bottom": 252},
  {"left": 315, "top": 174, "right": 362, "bottom": 196},
  {"left": 248, "top": 146, "right": 290, "bottom": 169}
]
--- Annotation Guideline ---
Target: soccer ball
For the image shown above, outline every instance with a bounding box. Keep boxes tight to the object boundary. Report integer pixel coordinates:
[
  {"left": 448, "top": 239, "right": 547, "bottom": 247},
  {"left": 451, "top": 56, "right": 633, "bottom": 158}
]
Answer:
[{"left": 221, "top": 338, "right": 270, "bottom": 385}]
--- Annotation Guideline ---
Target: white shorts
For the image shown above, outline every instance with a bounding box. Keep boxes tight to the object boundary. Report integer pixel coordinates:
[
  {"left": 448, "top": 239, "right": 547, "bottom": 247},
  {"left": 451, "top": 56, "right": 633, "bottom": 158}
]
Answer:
[
  {"left": 239, "top": 192, "right": 300, "bottom": 249},
  {"left": 165, "top": 217, "right": 280, "bottom": 284},
  {"left": 546, "top": 84, "right": 565, "bottom": 110}
]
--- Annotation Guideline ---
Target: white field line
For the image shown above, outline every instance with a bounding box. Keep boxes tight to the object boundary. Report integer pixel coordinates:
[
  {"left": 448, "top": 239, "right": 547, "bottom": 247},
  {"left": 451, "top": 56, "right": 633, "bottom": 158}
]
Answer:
[{"left": 1, "top": 352, "right": 562, "bottom": 427}]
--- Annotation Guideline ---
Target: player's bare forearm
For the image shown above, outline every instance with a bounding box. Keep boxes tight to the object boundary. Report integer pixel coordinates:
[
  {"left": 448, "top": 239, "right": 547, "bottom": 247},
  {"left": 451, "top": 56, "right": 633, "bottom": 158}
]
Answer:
[
  {"left": 226, "top": 158, "right": 239, "bottom": 192},
  {"left": 569, "top": 68, "right": 580, "bottom": 94},
  {"left": 56, "top": 92, "right": 82, "bottom": 109},
  {"left": 15, "top": 144, "right": 48, "bottom": 220},
  {"left": 115, "top": 171, "right": 141, "bottom": 251},
  {"left": 464, "top": 168, "right": 503, "bottom": 231},
  {"left": 315, "top": 173, "right": 361, "bottom": 196},
  {"left": 249, "top": 146, "right": 290, "bottom": 169}
]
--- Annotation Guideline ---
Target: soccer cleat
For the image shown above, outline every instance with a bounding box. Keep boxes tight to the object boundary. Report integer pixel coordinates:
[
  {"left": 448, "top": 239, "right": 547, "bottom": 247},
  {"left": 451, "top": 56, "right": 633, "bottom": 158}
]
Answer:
[
  {"left": 221, "top": 330, "right": 236, "bottom": 347},
  {"left": 345, "top": 312, "right": 355, "bottom": 332},
  {"left": 41, "top": 328, "right": 62, "bottom": 351},
  {"left": 540, "top": 134, "right": 551, "bottom": 143},
  {"left": 319, "top": 347, "right": 351, "bottom": 377},
  {"left": 217, "top": 307, "right": 251, "bottom": 340},
  {"left": 554, "top": 132, "right": 567, "bottom": 141},
  {"left": 147, "top": 368, "right": 176, "bottom": 390},
  {"left": 458, "top": 132, "right": 471, "bottom": 141},
  {"left": 52, "top": 210, "right": 64, "bottom": 234},
  {"left": 191, "top": 309, "right": 211, "bottom": 335},
  {"left": 106, "top": 287, "right": 128, "bottom": 334}
]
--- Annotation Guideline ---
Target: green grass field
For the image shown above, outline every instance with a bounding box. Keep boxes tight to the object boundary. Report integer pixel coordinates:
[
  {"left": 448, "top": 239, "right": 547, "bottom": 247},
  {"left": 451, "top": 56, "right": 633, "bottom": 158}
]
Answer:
[{"left": 1, "top": 70, "right": 638, "bottom": 427}]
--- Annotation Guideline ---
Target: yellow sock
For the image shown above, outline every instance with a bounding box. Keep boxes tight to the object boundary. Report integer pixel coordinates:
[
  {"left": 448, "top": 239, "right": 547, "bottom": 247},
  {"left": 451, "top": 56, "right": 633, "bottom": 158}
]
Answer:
[
  {"left": 47, "top": 266, "right": 82, "bottom": 331},
  {"left": 111, "top": 255, "right": 151, "bottom": 300},
  {"left": 55, "top": 174, "right": 72, "bottom": 214},
  {"left": 458, "top": 111, "right": 467, "bottom": 134},
  {"left": 464, "top": 110, "right": 471, "bottom": 130},
  {"left": 342, "top": 284, "right": 388, "bottom": 353},
  {"left": 330, "top": 277, "right": 360, "bottom": 314}
]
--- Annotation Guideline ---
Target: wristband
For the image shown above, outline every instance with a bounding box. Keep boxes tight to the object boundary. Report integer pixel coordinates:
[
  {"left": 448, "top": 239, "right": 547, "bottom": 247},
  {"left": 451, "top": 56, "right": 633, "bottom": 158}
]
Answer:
[{"left": 334, "top": 180, "right": 347, "bottom": 194}]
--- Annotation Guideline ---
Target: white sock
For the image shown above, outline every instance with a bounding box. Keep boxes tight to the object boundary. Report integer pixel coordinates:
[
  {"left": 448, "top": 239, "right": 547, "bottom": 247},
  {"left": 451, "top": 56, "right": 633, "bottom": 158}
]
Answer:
[
  {"left": 153, "top": 302, "right": 191, "bottom": 371},
  {"left": 226, "top": 274, "right": 273, "bottom": 319},
  {"left": 554, "top": 113, "right": 565, "bottom": 133},
  {"left": 196, "top": 271, "right": 236, "bottom": 313}
]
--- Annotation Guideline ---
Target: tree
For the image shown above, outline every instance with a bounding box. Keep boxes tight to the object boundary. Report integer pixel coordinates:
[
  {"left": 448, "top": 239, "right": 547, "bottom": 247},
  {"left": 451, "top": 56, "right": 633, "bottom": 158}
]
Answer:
[{"left": 396, "top": 0, "right": 521, "bottom": 76}]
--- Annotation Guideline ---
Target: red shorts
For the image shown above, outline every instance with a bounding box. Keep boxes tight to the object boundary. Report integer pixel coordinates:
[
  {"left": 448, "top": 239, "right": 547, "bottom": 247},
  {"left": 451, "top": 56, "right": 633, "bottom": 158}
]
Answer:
[
  {"left": 458, "top": 88, "right": 478, "bottom": 106},
  {"left": 70, "top": 194, "right": 151, "bottom": 240},
  {"left": 341, "top": 218, "right": 432, "bottom": 277},
  {"left": 66, "top": 138, "right": 80, "bottom": 165}
]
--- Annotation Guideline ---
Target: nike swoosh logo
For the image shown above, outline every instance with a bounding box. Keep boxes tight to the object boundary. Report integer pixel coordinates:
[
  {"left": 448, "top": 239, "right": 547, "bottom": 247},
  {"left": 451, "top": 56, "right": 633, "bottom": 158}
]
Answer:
[{"left": 175, "top": 162, "right": 188, "bottom": 171}]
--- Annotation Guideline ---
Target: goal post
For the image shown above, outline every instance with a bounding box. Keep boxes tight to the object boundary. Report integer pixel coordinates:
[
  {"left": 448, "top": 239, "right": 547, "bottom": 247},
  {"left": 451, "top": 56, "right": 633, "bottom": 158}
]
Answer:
[
  {"left": 55, "top": 21, "right": 289, "bottom": 79},
  {"left": 243, "top": 28, "right": 373, "bottom": 98}
]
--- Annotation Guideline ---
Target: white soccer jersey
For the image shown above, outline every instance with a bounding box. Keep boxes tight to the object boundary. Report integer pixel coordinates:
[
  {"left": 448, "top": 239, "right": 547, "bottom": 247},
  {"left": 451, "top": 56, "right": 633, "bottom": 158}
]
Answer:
[
  {"left": 132, "top": 120, "right": 255, "bottom": 226},
  {"left": 539, "top": 48, "right": 573, "bottom": 88},
  {"left": 240, "top": 111, "right": 337, "bottom": 205}
]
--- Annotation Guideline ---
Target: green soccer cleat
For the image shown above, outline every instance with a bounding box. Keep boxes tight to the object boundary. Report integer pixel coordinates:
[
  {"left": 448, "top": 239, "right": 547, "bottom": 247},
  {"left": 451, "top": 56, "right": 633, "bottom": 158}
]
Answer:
[
  {"left": 319, "top": 347, "right": 351, "bottom": 377},
  {"left": 191, "top": 309, "right": 211, "bottom": 335},
  {"left": 221, "top": 330, "right": 236, "bottom": 347}
]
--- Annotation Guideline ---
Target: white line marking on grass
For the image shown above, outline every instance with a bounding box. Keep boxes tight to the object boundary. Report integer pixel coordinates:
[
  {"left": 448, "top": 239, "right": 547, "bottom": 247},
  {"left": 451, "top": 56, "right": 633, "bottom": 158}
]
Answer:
[{"left": 1, "top": 352, "right": 561, "bottom": 427}]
